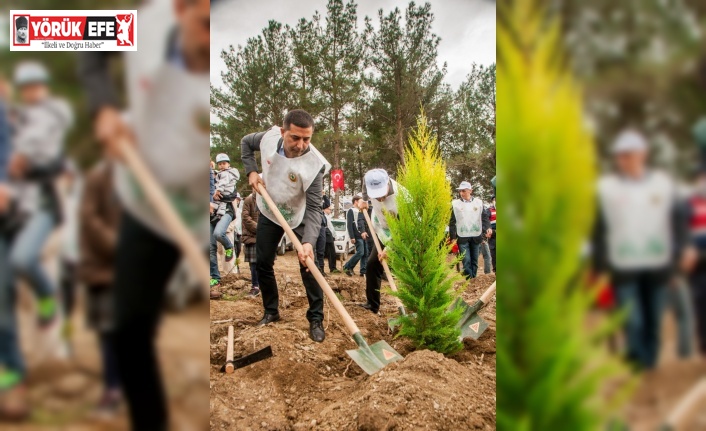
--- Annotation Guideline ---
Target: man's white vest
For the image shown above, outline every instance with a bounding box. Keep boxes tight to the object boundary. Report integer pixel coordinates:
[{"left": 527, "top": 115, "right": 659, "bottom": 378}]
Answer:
[
  {"left": 598, "top": 171, "right": 674, "bottom": 270},
  {"left": 114, "top": 0, "right": 210, "bottom": 244},
  {"left": 256, "top": 126, "right": 331, "bottom": 229},
  {"left": 452, "top": 198, "right": 484, "bottom": 238},
  {"left": 371, "top": 179, "right": 403, "bottom": 246}
]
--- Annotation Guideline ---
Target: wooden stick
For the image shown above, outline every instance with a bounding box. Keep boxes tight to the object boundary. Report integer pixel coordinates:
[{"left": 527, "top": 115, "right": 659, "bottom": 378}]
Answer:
[
  {"left": 225, "top": 326, "right": 234, "bottom": 374},
  {"left": 361, "top": 209, "right": 399, "bottom": 293},
  {"left": 662, "top": 378, "right": 706, "bottom": 430},
  {"left": 118, "top": 139, "right": 209, "bottom": 291},
  {"left": 258, "top": 185, "right": 360, "bottom": 336},
  {"left": 480, "top": 282, "right": 496, "bottom": 304}
]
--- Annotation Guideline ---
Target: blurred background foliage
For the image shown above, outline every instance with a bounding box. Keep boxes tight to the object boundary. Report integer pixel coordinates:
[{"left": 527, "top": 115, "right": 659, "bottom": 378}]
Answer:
[
  {"left": 0, "top": 0, "right": 139, "bottom": 169},
  {"left": 549, "top": 0, "right": 706, "bottom": 173}
]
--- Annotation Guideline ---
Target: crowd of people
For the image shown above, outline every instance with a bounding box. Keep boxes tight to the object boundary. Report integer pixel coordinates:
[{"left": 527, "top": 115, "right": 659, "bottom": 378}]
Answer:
[{"left": 207, "top": 108, "right": 498, "bottom": 342}]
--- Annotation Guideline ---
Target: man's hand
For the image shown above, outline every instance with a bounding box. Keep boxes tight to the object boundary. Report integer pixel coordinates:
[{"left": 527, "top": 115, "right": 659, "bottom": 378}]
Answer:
[
  {"left": 299, "top": 242, "right": 315, "bottom": 270},
  {"left": 350, "top": 238, "right": 356, "bottom": 244},
  {"left": 0, "top": 184, "right": 11, "bottom": 214},
  {"left": 485, "top": 229, "right": 493, "bottom": 238},
  {"left": 680, "top": 245, "right": 698, "bottom": 274},
  {"left": 212, "top": 190, "right": 222, "bottom": 201},
  {"left": 7, "top": 153, "right": 27, "bottom": 179},
  {"left": 249, "top": 171, "right": 265, "bottom": 194},
  {"left": 94, "top": 107, "right": 134, "bottom": 161},
  {"left": 378, "top": 249, "right": 388, "bottom": 261},
  {"left": 209, "top": 203, "right": 215, "bottom": 215},
  {"left": 362, "top": 232, "right": 369, "bottom": 240}
]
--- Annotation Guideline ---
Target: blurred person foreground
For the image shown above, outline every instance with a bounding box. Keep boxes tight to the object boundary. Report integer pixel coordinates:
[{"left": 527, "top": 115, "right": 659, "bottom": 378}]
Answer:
[{"left": 0, "top": 0, "right": 210, "bottom": 429}]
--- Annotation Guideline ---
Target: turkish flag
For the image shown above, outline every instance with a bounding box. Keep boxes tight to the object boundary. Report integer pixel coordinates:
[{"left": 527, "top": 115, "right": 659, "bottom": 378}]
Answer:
[{"left": 331, "top": 169, "right": 344, "bottom": 191}]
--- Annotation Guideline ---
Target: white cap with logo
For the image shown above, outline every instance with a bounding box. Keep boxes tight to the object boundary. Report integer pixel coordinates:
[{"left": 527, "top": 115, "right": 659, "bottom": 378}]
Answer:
[
  {"left": 215, "top": 153, "right": 230, "bottom": 163},
  {"left": 365, "top": 169, "right": 390, "bottom": 199},
  {"left": 457, "top": 181, "right": 472, "bottom": 191}
]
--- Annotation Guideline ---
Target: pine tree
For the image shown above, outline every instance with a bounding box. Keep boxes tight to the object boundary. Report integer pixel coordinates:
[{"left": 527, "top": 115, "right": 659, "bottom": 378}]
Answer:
[{"left": 386, "top": 111, "right": 463, "bottom": 355}]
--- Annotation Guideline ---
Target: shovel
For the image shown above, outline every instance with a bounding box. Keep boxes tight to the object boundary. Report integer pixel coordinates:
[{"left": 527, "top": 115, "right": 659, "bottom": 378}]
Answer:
[
  {"left": 455, "top": 281, "right": 496, "bottom": 341},
  {"left": 220, "top": 325, "right": 273, "bottom": 373},
  {"left": 257, "top": 185, "right": 403, "bottom": 375},
  {"left": 659, "top": 378, "right": 706, "bottom": 431},
  {"left": 360, "top": 207, "right": 407, "bottom": 330},
  {"left": 118, "top": 139, "right": 209, "bottom": 291}
]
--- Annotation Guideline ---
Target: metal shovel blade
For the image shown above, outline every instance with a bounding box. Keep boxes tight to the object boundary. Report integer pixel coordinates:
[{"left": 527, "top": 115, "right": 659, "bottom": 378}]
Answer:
[
  {"left": 455, "top": 299, "right": 490, "bottom": 341},
  {"left": 387, "top": 305, "right": 409, "bottom": 332},
  {"left": 220, "top": 346, "right": 273, "bottom": 372},
  {"left": 346, "top": 333, "right": 403, "bottom": 375}
]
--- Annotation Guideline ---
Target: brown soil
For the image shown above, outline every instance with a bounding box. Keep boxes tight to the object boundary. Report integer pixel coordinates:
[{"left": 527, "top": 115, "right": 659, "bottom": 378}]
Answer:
[
  {"left": 210, "top": 252, "right": 496, "bottom": 430},
  {"left": 621, "top": 312, "right": 706, "bottom": 431},
  {"left": 5, "top": 289, "right": 209, "bottom": 431}
]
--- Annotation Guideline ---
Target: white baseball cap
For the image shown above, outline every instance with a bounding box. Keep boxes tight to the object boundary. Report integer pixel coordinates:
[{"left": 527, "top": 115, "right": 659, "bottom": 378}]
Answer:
[
  {"left": 611, "top": 130, "right": 648, "bottom": 154},
  {"left": 365, "top": 169, "right": 390, "bottom": 199},
  {"left": 215, "top": 153, "right": 230, "bottom": 163},
  {"left": 14, "top": 61, "right": 49, "bottom": 86},
  {"left": 457, "top": 181, "right": 472, "bottom": 190}
]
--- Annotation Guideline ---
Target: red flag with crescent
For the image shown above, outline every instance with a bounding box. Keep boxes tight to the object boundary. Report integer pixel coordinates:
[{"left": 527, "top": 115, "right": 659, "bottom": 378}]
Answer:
[{"left": 331, "top": 169, "right": 344, "bottom": 191}]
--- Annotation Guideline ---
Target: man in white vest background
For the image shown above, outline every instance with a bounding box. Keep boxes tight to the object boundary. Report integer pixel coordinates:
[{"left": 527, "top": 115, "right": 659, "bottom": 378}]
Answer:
[
  {"left": 241, "top": 109, "right": 331, "bottom": 343},
  {"left": 591, "top": 129, "right": 691, "bottom": 370},
  {"left": 449, "top": 181, "right": 491, "bottom": 279}
]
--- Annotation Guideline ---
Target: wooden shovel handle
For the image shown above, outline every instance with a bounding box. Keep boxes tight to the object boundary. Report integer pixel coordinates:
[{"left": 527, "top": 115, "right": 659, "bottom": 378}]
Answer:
[
  {"left": 118, "top": 139, "right": 210, "bottom": 291},
  {"left": 663, "top": 378, "right": 706, "bottom": 429},
  {"left": 361, "top": 209, "right": 398, "bottom": 293},
  {"left": 225, "top": 325, "right": 234, "bottom": 374},
  {"left": 257, "top": 185, "right": 360, "bottom": 336},
  {"left": 480, "top": 282, "right": 496, "bottom": 304}
]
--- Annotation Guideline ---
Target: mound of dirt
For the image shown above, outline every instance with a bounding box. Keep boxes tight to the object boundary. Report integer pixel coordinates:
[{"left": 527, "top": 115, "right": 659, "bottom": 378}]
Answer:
[
  {"left": 210, "top": 253, "right": 496, "bottom": 430},
  {"left": 318, "top": 349, "right": 495, "bottom": 430}
]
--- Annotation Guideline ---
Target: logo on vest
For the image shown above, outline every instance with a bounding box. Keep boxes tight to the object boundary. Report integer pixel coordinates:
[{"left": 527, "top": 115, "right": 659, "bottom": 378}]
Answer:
[{"left": 288, "top": 173, "right": 297, "bottom": 183}]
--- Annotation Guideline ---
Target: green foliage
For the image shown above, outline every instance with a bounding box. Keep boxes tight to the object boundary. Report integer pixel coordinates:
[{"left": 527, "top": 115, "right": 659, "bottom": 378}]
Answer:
[
  {"left": 497, "top": 2, "right": 633, "bottom": 429},
  {"left": 210, "top": 0, "right": 495, "bottom": 205},
  {"left": 387, "top": 111, "right": 463, "bottom": 355}
]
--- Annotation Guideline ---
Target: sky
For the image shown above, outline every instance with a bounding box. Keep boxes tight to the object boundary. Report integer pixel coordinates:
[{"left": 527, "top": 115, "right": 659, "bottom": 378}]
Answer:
[{"left": 210, "top": 0, "right": 496, "bottom": 90}]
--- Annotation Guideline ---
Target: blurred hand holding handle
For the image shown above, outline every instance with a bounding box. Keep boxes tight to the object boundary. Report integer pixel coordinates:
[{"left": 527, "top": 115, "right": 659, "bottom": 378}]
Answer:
[
  {"left": 679, "top": 245, "right": 698, "bottom": 274},
  {"left": 116, "top": 137, "right": 209, "bottom": 291},
  {"left": 0, "top": 183, "right": 11, "bottom": 213}
]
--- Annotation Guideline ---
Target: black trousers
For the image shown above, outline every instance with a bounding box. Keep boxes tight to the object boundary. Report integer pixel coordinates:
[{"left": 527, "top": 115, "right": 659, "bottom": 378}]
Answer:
[
  {"left": 326, "top": 240, "right": 337, "bottom": 271},
  {"left": 316, "top": 221, "right": 326, "bottom": 273},
  {"left": 256, "top": 215, "right": 324, "bottom": 322},
  {"left": 690, "top": 267, "right": 706, "bottom": 355},
  {"left": 364, "top": 243, "right": 385, "bottom": 312},
  {"left": 489, "top": 229, "right": 496, "bottom": 272},
  {"left": 110, "top": 212, "right": 181, "bottom": 431}
]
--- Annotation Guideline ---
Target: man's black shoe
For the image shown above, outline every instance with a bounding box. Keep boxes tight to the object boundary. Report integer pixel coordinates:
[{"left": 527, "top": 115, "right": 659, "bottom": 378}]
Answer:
[
  {"left": 258, "top": 313, "right": 280, "bottom": 326},
  {"left": 345, "top": 268, "right": 353, "bottom": 277},
  {"left": 309, "top": 320, "right": 325, "bottom": 343},
  {"left": 358, "top": 302, "right": 372, "bottom": 310}
]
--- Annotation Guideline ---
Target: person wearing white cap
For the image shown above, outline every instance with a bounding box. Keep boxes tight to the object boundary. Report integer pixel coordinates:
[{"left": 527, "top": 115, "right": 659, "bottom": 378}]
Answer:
[
  {"left": 0, "top": 61, "right": 72, "bottom": 417},
  {"left": 592, "top": 128, "right": 691, "bottom": 370},
  {"left": 449, "top": 181, "right": 491, "bottom": 279},
  {"left": 241, "top": 109, "right": 331, "bottom": 343},
  {"left": 361, "top": 168, "right": 407, "bottom": 314},
  {"left": 208, "top": 153, "right": 240, "bottom": 298}
]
